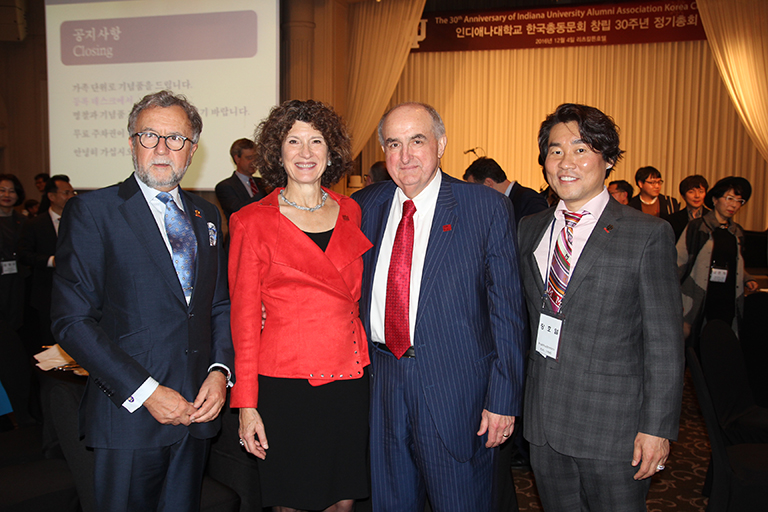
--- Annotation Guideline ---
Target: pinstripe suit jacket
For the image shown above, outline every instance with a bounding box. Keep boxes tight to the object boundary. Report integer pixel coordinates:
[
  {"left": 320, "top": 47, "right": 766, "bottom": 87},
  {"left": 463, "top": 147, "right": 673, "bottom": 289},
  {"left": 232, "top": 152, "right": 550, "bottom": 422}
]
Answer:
[
  {"left": 353, "top": 172, "right": 527, "bottom": 462},
  {"left": 518, "top": 198, "right": 684, "bottom": 461}
]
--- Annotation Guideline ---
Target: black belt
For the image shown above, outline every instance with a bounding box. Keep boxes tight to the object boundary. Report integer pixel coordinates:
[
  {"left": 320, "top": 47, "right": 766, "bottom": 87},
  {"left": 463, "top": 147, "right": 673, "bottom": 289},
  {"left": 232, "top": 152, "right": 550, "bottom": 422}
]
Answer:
[{"left": 374, "top": 343, "right": 415, "bottom": 358}]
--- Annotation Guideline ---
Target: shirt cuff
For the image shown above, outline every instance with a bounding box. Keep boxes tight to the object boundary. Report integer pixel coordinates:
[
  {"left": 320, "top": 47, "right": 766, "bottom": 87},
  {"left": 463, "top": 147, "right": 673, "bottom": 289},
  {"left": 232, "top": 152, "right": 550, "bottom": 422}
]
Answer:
[
  {"left": 208, "top": 363, "right": 233, "bottom": 388},
  {"left": 122, "top": 377, "right": 159, "bottom": 412},
  {"left": 47, "top": 256, "right": 55, "bottom": 268}
]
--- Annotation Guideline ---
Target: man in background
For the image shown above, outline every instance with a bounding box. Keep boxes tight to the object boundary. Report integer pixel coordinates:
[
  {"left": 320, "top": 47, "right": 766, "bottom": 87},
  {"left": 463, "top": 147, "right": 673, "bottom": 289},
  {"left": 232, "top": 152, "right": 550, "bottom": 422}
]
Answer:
[
  {"left": 464, "top": 157, "right": 549, "bottom": 225},
  {"left": 628, "top": 166, "right": 680, "bottom": 217},
  {"left": 33, "top": 173, "right": 49, "bottom": 194},
  {"left": 364, "top": 160, "right": 392, "bottom": 187},
  {"left": 607, "top": 179, "right": 633, "bottom": 205},
  {"left": 19, "top": 174, "right": 74, "bottom": 350},
  {"left": 215, "top": 138, "right": 267, "bottom": 221},
  {"left": 52, "top": 91, "right": 233, "bottom": 512}
]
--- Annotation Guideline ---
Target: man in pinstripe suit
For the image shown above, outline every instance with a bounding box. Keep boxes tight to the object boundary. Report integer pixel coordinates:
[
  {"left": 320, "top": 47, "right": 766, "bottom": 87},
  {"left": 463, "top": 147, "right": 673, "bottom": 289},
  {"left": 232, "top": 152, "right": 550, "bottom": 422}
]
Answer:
[
  {"left": 517, "top": 103, "right": 684, "bottom": 511},
  {"left": 352, "top": 103, "right": 527, "bottom": 512}
]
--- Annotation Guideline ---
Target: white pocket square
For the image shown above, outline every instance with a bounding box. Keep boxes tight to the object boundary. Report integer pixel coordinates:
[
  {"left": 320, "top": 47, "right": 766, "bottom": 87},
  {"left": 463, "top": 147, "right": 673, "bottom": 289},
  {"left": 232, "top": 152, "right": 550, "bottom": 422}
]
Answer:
[{"left": 208, "top": 222, "right": 217, "bottom": 246}]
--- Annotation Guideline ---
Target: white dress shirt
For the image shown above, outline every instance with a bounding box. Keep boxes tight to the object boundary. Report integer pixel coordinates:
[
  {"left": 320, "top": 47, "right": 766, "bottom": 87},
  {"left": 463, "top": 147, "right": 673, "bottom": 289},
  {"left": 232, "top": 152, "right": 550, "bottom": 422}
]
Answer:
[
  {"left": 370, "top": 171, "right": 442, "bottom": 346},
  {"left": 533, "top": 187, "right": 610, "bottom": 284}
]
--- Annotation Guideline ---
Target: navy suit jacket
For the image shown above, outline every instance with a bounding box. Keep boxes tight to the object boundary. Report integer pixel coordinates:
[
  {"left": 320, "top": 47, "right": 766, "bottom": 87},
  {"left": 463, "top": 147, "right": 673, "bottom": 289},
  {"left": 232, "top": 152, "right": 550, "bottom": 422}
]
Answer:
[
  {"left": 18, "top": 211, "right": 58, "bottom": 313},
  {"left": 508, "top": 182, "right": 549, "bottom": 225},
  {"left": 353, "top": 173, "right": 527, "bottom": 461},
  {"left": 51, "top": 174, "right": 234, "bottom": 449},
  {"left": 215, "top": 172, "right": 266, "bottom": 221}
]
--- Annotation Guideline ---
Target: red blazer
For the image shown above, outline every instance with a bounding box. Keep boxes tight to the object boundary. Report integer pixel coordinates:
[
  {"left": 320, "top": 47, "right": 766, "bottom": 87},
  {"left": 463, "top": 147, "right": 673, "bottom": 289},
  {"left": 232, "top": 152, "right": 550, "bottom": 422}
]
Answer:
[{"left": 228, "top": 188, "right": 373, "bottom": 408}]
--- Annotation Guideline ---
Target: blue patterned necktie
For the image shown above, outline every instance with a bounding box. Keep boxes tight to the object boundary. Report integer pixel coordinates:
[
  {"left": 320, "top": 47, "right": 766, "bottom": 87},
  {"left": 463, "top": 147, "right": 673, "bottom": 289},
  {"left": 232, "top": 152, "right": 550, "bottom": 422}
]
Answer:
[{"left": 157, "top": 192, "right": 197, "bottom": 300}]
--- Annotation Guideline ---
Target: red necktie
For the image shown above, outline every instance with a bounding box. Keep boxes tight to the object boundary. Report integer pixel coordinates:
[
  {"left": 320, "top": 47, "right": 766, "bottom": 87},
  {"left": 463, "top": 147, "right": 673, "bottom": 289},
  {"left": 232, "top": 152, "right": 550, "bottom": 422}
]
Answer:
[
  {"left": 385, "top": 200, "right": 416, "bottom": 359},
  {"left": 249, "top": 177, "right": 260, "bottom": 197}
]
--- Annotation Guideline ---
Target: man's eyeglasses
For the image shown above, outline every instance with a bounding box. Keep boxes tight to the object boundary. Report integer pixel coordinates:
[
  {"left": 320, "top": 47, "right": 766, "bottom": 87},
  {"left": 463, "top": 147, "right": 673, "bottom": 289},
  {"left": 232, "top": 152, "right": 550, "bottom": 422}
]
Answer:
[
  {"left": 643, "top": 179, "right": 663, "bottom": 185},
  {"left": 132, "top": 132, "right": 191, "bottom": 151}
]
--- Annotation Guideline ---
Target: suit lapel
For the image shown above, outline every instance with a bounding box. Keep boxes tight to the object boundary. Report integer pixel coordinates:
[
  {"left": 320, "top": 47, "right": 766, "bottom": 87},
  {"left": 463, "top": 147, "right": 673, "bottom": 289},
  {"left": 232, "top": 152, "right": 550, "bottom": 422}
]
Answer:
[
  {"left": 324, "top": 203, "right": 374, "bottom": 284},
  {"left": 524, "top": 211, "right": 554, "bottom": 298},
  {"left": 415, "top": 174, "right": 458, "bottom": 327},
  {"left": 559, "top": 200, "right": 621, "bottom": 311},
  {"left": 118, "top": 176, "right": 186, "bottom": 305},
  {"left": 360, "top": 183, "right": 396, "bottom": 334},
  {"left": 272, "top": 191, "right": 372, "bottom": 300},
  {"left": 231, "top": 172, "right": 253, "bottom": 204},
  {"left": 181, "top": 191, "right": 211, "bottom": 307}
]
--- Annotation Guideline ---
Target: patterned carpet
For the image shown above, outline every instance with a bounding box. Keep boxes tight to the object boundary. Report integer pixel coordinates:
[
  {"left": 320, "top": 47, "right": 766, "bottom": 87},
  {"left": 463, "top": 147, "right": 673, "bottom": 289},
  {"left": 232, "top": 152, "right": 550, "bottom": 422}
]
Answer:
[{"left": 511, "top": 369, "right": 710, "bottom": 511}]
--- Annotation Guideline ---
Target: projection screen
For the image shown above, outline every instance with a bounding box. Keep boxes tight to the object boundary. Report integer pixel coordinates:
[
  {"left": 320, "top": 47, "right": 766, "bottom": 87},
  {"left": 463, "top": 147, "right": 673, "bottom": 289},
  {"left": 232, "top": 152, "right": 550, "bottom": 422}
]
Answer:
[{"left": 45, "top": 0, "right": 279, "bottom": 190}]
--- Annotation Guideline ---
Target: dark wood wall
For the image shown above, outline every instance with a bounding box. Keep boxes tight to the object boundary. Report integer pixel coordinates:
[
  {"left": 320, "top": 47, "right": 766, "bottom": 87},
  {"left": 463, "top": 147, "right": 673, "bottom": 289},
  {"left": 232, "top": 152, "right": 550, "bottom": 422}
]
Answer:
[{"left": 0, "top": 0, "right": 47, "bottom": 196}]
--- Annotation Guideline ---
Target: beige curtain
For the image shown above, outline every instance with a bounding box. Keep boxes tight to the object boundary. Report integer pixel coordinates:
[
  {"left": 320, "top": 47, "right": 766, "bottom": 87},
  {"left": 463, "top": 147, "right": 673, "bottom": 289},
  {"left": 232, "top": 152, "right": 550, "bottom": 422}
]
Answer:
[
  {"left": 698, "top": 0, "right": 768, "bottom": 164},
  {"left": 360, "top": 40, "right": 768, "bottom": 230},
  {"left": 346, "top": 0, "right": 427, "bottom": 158}
]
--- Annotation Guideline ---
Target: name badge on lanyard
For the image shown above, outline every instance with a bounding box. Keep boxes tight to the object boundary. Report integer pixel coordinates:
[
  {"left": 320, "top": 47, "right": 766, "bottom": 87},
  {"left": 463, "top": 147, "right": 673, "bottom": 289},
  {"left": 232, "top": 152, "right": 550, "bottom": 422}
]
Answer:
[
  {"left": 536, "top": 310, "right": 563, "bottom": 359},
  {"left": 710, "top": 267, "right": 728, "bottom": 283},
  {"left": 1, "top": 260, "right": 18, "bottom": 275},
  {"left": 536, "top": 218, "right": 565, "bottom": 360}
]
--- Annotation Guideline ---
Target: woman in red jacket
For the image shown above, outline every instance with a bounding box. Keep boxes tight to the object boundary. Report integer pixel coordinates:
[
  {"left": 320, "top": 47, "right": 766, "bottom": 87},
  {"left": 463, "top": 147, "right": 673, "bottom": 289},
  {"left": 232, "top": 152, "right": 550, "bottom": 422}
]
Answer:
[{"left": 228, "top": 100, "right": 372, "bottom": 512}]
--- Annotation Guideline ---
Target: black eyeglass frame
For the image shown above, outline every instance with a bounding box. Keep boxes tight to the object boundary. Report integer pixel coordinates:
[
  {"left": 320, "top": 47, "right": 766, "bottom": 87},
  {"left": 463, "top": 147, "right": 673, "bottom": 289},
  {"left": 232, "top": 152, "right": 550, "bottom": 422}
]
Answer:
[{"left": 132, "top": 132, "right": 192, "bottom": 151}]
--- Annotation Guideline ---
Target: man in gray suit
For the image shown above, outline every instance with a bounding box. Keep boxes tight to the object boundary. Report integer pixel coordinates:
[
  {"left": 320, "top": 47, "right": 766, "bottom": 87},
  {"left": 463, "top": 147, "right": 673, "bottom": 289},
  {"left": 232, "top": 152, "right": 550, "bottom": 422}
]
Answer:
[{"left": 517, "top": 103, "right": 684, "bottom": 511}]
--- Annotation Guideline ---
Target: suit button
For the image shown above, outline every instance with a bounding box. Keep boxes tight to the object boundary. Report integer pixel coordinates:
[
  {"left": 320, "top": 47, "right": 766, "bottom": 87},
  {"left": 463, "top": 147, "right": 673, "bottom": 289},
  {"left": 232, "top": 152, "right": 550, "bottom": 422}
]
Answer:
[
  {"left": 321, "top": 374, "right": 324, "bottom": 378},
  {"left": 188, "top": 313, "right": 194, "bottom": 318},
  {"left": 309, "top": 374, "right": 313, "bottom": 377}
]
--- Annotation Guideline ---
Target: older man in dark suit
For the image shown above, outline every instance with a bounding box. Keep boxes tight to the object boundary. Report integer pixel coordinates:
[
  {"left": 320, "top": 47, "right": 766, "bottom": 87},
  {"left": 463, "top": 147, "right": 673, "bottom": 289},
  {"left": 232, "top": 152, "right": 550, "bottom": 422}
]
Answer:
[
  {"left": 51, "top": 91, "right": 234, "bottom": 512},
  {"left": 517, "top": 103, "right": 684, "bottom": 511},
  {"left": 353, "top": 103, "right": 526, "bottom": 512}
]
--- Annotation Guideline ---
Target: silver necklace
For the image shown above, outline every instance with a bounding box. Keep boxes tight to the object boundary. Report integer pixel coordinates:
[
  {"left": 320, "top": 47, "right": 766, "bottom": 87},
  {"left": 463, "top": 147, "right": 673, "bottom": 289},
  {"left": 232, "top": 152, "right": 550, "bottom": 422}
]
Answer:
[{"left": 280, "top": 189, "right": 328, "bottom": 212}]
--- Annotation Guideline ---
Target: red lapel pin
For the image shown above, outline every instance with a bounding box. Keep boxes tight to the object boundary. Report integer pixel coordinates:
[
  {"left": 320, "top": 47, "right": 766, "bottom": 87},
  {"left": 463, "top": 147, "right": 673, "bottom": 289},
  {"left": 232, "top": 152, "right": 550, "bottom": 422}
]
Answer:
[
  {"left": 443, "top": 224, "right": 452, "bottom": 232},
  {"left": 194, "top": 209, "right": 202, "bottom": 218}
]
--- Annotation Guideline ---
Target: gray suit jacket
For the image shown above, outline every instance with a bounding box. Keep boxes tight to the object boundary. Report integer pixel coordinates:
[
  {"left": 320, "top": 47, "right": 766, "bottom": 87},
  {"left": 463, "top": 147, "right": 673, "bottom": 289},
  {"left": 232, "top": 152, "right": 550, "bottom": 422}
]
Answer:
[{"left": 518, "top": 198, "right": 684, "bottom": 461}]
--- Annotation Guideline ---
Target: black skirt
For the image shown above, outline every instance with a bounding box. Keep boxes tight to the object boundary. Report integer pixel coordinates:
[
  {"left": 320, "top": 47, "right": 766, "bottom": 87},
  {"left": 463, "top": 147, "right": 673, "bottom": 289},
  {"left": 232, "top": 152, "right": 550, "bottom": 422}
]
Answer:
[{"left": 256, "top": 367, "right": 370, "bottom": 510}]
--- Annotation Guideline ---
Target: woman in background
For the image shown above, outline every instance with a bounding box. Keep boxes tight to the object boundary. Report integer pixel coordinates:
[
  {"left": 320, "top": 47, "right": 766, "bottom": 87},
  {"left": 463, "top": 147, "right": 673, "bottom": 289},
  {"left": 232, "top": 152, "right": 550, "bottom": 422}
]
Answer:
[
  {"left": 0, "top": 173, "right": 31, "bottom": 427},
  {"left": 677, "top": 176, "right": 758, "bottom": 347},
  {"left": 228, "top": 100, "right": 372, "bottom": 512}
]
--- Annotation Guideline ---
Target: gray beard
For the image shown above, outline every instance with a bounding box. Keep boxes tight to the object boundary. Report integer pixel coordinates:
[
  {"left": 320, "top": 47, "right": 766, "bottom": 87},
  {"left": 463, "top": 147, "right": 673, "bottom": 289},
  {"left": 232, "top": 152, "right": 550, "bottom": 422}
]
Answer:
[{"left": 132, "top": 151, "right": 190, "bottom": 190}]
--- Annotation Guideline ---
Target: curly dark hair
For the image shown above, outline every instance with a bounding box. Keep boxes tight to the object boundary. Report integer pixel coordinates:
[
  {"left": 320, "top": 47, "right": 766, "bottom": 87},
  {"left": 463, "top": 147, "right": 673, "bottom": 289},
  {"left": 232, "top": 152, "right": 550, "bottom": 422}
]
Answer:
[
  {"left": 254, "top": 100, "right": 352, "bottom": 189},
  {"left": 538, "top": 103, "right": 624, "bottom": 179}
]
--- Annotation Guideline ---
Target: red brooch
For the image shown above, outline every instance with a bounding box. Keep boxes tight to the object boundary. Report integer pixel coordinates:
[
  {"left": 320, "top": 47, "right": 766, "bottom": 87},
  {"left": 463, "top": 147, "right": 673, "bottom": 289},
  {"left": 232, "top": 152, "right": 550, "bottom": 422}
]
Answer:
[{"left": 443, "top": 225, "right": 452, "bottom": 232}]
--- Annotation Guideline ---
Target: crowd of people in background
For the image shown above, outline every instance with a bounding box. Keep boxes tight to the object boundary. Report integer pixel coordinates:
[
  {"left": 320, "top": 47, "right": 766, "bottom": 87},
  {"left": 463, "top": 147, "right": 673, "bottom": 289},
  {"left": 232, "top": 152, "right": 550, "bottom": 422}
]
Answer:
[{"left": 1, "top": 92, "right": 764, "bottom": 512}]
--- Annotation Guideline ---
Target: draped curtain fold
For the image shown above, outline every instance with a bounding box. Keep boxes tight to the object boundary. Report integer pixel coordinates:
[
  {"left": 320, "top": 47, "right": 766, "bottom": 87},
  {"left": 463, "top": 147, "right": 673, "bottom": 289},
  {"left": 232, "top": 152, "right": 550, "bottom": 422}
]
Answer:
[
  {"left": 698, "top": 0, "right": 768, "bottom": 163},
  {"left": 346, "top": 0, "right": 427, "bottom": 158}
]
